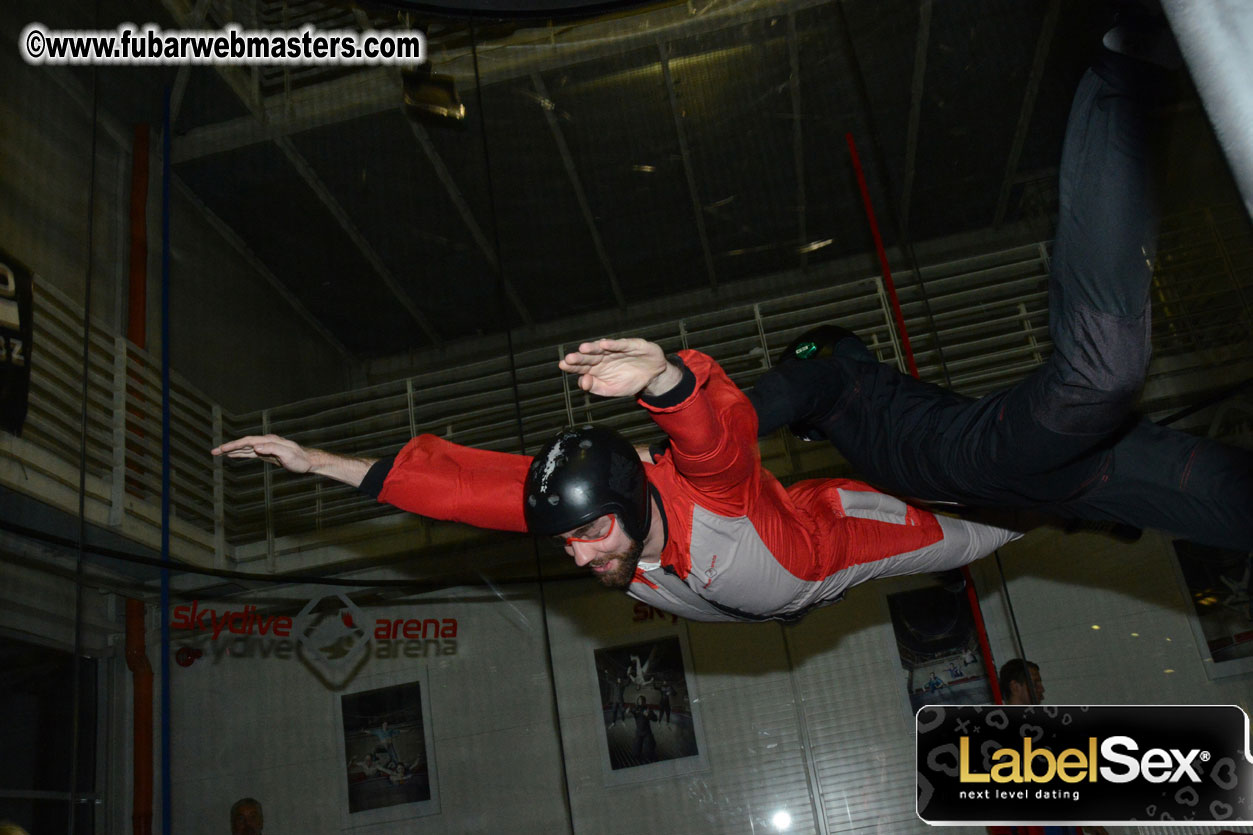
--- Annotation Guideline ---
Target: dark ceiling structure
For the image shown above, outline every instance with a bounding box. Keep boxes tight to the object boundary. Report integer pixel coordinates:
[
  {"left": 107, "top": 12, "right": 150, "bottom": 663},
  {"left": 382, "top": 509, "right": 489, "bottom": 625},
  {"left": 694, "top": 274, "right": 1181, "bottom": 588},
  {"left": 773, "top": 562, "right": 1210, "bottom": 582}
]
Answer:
[
  {"left": 25, "top": 0, "right": 1244, "bottom": 378},
  {"left": 5, "top": 0, "right": 1251, "bottom": 598},
  {"left": 53, "top": 0, "right": 1132, "bottom": 365}
]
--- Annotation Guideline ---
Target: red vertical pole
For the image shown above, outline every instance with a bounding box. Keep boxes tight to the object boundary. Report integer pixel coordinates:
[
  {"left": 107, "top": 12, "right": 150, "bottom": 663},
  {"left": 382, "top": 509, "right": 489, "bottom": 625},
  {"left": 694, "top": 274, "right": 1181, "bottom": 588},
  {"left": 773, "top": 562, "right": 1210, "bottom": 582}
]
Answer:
[
  {"left": 845, "top": 132, "right": 919, "bottom": 378},
  {"left": 846, "top": 131, "right": 1002, "bottom": 703},
  {"left": 125, "top": 598, "right": 153, "bottom": 835},
  {"left": 963, "top": 572, "right": 1003, "bottom": 704}
]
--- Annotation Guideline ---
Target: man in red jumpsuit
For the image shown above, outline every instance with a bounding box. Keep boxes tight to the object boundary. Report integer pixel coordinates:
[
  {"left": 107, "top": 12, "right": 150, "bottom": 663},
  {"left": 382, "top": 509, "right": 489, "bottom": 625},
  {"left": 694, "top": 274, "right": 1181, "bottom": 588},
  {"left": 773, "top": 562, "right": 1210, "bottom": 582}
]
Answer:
[{"left": 214, "top": 337, "right": 1019, "bottom": 623}]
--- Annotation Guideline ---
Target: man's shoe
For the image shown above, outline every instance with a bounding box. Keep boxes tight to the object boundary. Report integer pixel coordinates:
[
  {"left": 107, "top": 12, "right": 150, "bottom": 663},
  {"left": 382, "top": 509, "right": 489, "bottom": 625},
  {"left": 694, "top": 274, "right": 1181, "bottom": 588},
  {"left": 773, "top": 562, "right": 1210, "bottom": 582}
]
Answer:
[
  {"left": 778, "top": 324, "right": 871, "bottom": 366},
  {"left": 768, "top": 325, "right": 865, "bottom": 442},
  {"left": 1062, "top": 518, "right": 1144, "bottom": 543},
  {"left": 1103, "top": 4, "right": 1182, "bottom": 70}
]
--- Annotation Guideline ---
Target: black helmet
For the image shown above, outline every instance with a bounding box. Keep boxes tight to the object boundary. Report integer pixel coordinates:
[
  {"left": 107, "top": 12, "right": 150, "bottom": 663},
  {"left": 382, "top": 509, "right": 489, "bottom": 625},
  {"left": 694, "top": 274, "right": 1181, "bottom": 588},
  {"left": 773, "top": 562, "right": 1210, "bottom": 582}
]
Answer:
[{"left": 524, "top": 426, "right": 651, "bottom": 541}]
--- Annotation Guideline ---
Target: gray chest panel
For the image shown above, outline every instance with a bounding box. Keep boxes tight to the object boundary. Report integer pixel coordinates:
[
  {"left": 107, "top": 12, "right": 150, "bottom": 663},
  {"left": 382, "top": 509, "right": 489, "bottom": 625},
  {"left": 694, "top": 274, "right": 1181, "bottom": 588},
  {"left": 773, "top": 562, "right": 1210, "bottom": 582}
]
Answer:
[
  {"left": 628, "top": 506, "right": 846, "bottom": 622},
  {"left": 626, "top": 503, "right": 1021, "bottom": 623}
]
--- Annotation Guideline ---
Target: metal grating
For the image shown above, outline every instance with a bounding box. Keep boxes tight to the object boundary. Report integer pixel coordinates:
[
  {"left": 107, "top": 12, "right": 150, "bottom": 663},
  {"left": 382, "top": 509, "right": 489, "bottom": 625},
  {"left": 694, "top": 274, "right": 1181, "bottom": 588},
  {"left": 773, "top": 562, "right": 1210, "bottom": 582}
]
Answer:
[
  {"left": 9, "top": 280, "right": 220, "bottom": 557},
  {"left": 4, "top": 207, "right": 1251, "bottom": 567},
  {"left": 215, "top": 220, "right": 1252, "bottom": 551}
]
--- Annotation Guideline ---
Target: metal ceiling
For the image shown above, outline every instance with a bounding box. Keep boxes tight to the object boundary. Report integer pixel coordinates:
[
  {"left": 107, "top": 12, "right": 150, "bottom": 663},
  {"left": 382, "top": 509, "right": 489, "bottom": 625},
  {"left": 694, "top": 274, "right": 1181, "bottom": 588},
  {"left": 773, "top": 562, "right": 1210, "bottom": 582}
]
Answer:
[
  {"left": 152, "top": 0, "right": 1126, "bottom": 365},
  {"left": 14, "top": 0, "right": 1241, "bottom": 391},
  {"left": 6, "top": 0, "right": 1252, "bottom": 590}
]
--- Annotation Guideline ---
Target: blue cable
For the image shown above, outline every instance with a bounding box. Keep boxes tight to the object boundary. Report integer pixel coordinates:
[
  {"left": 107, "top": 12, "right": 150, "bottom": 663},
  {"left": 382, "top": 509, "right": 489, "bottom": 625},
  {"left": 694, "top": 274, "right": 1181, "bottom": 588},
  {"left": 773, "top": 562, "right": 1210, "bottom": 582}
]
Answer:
[{"left": 160, "top": 86, "right": 173, "bottom": 835}]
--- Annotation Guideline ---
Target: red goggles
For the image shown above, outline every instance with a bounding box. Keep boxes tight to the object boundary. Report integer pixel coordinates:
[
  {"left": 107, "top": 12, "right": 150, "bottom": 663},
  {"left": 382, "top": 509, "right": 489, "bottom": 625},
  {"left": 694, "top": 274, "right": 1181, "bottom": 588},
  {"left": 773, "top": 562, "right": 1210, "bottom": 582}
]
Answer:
[{"left": 558, "top": 515, "right": 616, "bottom": 547}]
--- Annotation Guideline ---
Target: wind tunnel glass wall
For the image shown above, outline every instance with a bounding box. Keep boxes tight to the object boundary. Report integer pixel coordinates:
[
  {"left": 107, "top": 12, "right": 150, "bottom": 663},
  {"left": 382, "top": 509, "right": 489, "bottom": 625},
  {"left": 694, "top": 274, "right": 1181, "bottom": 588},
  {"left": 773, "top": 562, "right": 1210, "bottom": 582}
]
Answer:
[{"left": 3, "top": 0, "right": 1253, "bottom": 834}]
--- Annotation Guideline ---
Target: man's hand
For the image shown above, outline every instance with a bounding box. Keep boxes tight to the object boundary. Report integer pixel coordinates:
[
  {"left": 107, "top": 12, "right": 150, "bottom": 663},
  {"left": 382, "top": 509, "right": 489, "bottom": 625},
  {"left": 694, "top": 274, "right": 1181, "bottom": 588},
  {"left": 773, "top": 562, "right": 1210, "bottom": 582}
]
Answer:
[
  {"left": 212, "top": 434, "right": 377, "bottom": 488},
  {"left": 212, "top": 434, "right": 312, "bottom": 472},
  {"left": 559, "top": 338, "right": 682, "bottom": 398}
]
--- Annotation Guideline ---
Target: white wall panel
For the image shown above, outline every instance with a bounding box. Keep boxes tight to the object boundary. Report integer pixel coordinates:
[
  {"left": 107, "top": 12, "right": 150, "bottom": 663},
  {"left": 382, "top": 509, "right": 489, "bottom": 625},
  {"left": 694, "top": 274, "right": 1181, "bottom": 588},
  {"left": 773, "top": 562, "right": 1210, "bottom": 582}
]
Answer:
[
  {"left": 165, "top": 585, "right": 568, "bottom": 833},
  {"left": 545, "top": 581, "right": 820, "bottom": 834},
  {"left": 973, "top": 528, "right": 1253, "bottom": 710},
  {"left": 785, "top": 589, "right": 923, "bottom": 835},
  {"left": 51, "top": 516, "right": 1249, "bottom": 835}
]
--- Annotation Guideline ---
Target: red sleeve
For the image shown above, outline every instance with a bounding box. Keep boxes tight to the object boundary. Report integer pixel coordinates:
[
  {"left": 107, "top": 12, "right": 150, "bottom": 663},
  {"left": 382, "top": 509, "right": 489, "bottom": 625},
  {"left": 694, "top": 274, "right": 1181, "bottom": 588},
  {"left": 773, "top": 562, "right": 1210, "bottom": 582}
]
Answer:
[
  {"left": 637, "top": 349, "right": 759, "bottom": 514},
  {"left": 376, "top": 434, "right": 530, "bottom": 532}
]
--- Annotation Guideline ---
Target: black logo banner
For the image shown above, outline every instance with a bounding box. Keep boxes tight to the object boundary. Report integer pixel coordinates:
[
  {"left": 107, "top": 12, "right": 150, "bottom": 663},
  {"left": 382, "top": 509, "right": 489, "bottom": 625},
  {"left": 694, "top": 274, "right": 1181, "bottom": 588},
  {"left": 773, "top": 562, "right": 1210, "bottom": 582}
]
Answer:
[
  {"left": 917, "top": 705, "right": 1253, "bottom": 825},
  {"left": 0, "top": 249, "right": 33, "bottom": 436}
]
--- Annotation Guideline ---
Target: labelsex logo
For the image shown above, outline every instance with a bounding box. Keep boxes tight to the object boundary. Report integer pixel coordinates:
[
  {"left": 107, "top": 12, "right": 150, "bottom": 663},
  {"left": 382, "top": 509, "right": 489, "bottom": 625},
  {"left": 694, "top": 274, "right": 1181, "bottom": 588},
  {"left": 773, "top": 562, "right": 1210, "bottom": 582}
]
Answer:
[
  {"left": 960, "top": 735, "right": 1207, "bottom": 784},
  {"left": 917, "top": 705, "right": 1253, "bottom": 825}
]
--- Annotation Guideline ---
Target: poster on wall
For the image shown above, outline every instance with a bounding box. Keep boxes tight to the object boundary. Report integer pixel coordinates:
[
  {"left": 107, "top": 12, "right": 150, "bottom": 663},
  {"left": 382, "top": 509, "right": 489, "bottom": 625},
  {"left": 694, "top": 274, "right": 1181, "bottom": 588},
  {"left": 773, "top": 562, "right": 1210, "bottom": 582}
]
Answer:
[
  {"left": 887, "top": 575, "right": 994, "bottom": 714},
  {"left": 591, "top": 630, "right": 708, "bottom": 786},
  {"left": 1172, "top": 539, "right": 1253, "bottom": 680},
  {"left": 0, "top": 248, "right": 33, "bottom": 436},
  {"left": 337, "top": 672, "right": 439, "bottom": 828}
]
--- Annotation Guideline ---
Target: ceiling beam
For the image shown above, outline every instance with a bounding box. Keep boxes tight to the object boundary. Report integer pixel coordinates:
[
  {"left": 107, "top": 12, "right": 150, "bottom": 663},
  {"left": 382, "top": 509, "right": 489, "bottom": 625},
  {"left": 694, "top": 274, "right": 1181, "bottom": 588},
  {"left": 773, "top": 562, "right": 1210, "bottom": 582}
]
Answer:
[
  {"left": 787, "top": 13, "right": 807, "bottom": 271},
  {"left": 994, "top": 0, "right": 1061, "bottom": 228},
  {"left": 172, "top": 0, "right": 839, "bottom": 164},
  {"left": 900, "top": 0, "right": 933, "bottom": 241},
  {"left": 172, "top": 68, "right": 400, "bottom": 163},
  {"left": 173, "top": 178, "right": 354, "bottom": 359},
  {"left": 168, "top": 0, "right": 214, "bottom": 124},
  {"left": 162, "top": 0, "right": 443, "bottom": 348},
  {"left": 531, "top": 72, "right": 626, "bottom": 309},
  {"left": 274, "top": 137, "right": 443, "bottom": 346},
  {"left": 161, "top": 0, "right": 261, "bottom": 113},
  {"left": 659, "top": 40, "right": 718, "bottom": 290},
  {"left": 0, "top": 11, "right": 355, "bottom": 362},
  {"left": 404, "top": 120, "right": 533, "bottom": 327}
]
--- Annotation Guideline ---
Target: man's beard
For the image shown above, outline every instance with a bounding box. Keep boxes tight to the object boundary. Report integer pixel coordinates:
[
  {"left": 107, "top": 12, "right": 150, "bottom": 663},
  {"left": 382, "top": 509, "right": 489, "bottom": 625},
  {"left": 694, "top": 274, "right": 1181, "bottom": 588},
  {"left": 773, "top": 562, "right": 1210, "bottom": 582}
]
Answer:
[{"left": 591, "top": 538, "right": 644, "bottom": 589}]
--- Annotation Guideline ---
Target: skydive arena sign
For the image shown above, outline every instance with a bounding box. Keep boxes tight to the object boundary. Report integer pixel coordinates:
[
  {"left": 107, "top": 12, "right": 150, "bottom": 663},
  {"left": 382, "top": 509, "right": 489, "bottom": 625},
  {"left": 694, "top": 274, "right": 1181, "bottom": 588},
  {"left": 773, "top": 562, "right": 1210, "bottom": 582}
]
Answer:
[
  {"left": 170, "top": 594, "right": 459, "bottom": 687},
  {"left": 917, "top": 705, "right": 1253, "bottom": 826}
]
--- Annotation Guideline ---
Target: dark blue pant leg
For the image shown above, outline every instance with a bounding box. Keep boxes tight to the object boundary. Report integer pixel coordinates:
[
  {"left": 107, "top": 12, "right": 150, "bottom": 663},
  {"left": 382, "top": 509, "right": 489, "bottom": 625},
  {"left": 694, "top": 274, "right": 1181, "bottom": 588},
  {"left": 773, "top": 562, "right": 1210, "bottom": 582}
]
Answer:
[
  {"left": 750, "top": 52, "right": 1251, "bottom": 546},
  {"left": 750, "top": 353, "right": 855, "bottom": 441},
  {"left": 874, "top": 52, "right": 1168, "bottom": 495},
  {"left": 751, "top": 53, "right": 1162, "bottom": 487},
  {"left": 750, "top": 354, "right": 997, "bottom": 503},
  {"left": 991, "top": 52, "right": 1163, "bottom": 473},
  {"left": 1003, "top": 52, "right": 1253, "bottom": 549},
  {"left": 1070, "top": 419, "right": 1253, "bottom": 550}
]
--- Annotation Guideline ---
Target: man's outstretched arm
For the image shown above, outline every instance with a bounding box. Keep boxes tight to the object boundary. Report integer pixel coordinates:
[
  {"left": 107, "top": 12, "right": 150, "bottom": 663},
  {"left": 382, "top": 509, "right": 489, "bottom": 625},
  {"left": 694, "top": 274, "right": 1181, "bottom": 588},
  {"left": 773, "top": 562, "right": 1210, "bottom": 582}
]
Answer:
[
  {"left": 213, "top": 432, "right": 532, "bottom": 532},
  {"left": 212, "top": 434, "right": 377, "bottom": 488}
]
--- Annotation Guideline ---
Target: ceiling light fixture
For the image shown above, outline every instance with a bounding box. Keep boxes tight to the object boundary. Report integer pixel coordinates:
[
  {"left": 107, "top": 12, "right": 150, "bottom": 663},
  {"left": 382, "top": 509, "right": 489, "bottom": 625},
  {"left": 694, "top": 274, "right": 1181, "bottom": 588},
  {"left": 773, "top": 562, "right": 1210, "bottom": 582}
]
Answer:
[{"left": 402, "top": 64, "right": 466, "bottom": 124}]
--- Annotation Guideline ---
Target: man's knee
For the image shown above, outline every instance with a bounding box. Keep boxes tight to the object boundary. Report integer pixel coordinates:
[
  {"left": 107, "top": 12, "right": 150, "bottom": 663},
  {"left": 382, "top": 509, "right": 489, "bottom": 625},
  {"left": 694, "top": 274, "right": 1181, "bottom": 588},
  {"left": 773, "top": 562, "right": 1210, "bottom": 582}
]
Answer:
[
  {"left": 748, "top": 373, "right": 801, "bottom": 437},
  {"left": 1042, "top": 303, "right": 1150, "bottom": 432},
  {"left": 1034, "top": 359, "right": 1145, "bottom": 437},
  {"left": 749, "top": 359, "right": 850, "bottom": 439}
]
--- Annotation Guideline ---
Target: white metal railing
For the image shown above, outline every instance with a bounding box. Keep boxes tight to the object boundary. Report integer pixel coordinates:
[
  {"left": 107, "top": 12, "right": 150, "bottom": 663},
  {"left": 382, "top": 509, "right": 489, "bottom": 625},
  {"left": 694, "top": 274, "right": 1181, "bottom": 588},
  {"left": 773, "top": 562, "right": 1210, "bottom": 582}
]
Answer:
[
  {"left": 8, "top": 280, "right": 220, "bottom": 562},
  {"left": 5, "top": 206, "right": 1251, "bottom": 569}
]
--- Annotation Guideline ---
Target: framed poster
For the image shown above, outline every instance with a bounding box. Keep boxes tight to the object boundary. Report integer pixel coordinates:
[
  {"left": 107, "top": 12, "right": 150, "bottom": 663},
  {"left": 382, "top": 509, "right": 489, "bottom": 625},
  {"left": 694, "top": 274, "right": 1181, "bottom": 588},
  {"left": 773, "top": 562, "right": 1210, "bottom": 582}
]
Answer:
[
  {"left": 886, "top": 578, "right": 994, "bottom": 714},
  {"left": 1172, "top": 539, "right": 1253, "bottom": 679},
  {"left": 590, "top": 629, "right": 708, "bottom": 786},
  {"left": 336, "top": 670, "right": 439, "bottom": 829},
  {"left": 0, "top": 249, "right": 33, "bottom": 436}
]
